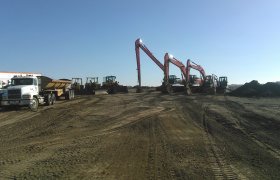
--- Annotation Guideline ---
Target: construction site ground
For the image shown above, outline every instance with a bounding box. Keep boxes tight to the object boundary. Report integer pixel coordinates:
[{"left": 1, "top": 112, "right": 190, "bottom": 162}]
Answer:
[{"left": 0, "top": 90, "right": 279, "bottom": 179}]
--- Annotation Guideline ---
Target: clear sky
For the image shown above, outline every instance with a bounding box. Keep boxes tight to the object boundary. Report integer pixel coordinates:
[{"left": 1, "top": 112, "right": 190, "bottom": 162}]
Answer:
[{"left": 0, "top": 0, "right": 279, "bottom": 86}]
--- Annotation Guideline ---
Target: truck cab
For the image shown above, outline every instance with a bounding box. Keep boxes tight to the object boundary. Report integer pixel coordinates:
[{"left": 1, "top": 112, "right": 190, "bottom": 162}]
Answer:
[{"left": 1, "top": 75, "right": 40, "bottom": 108}]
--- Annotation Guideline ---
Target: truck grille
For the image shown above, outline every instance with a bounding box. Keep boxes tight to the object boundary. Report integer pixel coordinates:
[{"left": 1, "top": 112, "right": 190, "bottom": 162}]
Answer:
[{"left": 8, "top": 89, "right": 21, "bottom": 99}]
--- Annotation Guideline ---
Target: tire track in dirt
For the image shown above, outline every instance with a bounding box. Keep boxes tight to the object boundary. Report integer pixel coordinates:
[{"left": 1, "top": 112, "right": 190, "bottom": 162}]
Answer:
[
  {"left": 196, "top": 96, "right": 249, "bottom": 180},
  {"left": 0, "top": 96, "right": 90, "bottom": 129},
  {"left": 223, "top": 97, "right": 280, "bottom": 161},
  {"left": 0, "top": 96, "right": 106, "bottom": 179},
  {"left": 0, "top": 111, "right": 40, "bottom": 128},
  {"left": 145, "top": 116, "right": 168, "bottom": 180},
  {"left": 179, "top": 95, "right": 239, "bottom": 180},
  {"left": 203, "top": 106, "right": 240, "bottom": 180},
  {"left": 194, "top": 95, "right": 280, "bottom": 179}
]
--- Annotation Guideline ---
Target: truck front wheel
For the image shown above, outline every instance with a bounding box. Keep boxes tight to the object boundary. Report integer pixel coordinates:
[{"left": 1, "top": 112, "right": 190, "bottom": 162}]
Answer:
[{"left": 29, "top": 97, "right": 39, "bottom": 112}]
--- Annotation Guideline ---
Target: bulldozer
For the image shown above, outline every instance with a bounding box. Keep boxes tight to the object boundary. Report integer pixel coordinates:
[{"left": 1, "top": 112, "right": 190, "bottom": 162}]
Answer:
[
  {"left": 71, "top": 78, "right": 84, "bottom": 95},
  {"left": 84, "top": 77, "right": 101, "bottom": 95},
  {"left": 101, "top": 76, "right": 128, "bottom": 94}
]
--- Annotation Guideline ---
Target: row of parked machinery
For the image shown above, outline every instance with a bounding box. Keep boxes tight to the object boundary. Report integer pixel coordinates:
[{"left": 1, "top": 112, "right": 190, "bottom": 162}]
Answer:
[
  {"left": 71, "top": 76, "right": 128, "bottom": 95},
  {"left": 135, "top": 38, "right": 228, "bottom": 95},
  {"left": 0, "top": 74, "right": 128, "bottom": 112}
]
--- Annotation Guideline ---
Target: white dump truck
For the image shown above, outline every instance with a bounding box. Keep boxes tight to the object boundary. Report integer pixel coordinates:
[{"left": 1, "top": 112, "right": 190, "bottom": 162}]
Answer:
[{"left": 1, "top": 75, "right": 74, "bottom": 111}]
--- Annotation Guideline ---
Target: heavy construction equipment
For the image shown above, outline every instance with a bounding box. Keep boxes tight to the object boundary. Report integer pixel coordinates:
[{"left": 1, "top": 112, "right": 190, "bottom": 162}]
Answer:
[
  {"left": 1, "top": 75, "right": 74, "bottom": 111},
  {"left": 101, "top": 76, "right": 128, "bottom": 94},
  {"left": 168, "top": 75, "right": 181, "bottom": 84},
  {"left": 135, "top": 39, "right": 185, "bottom": 93},
  {"left": 202, "top": 74, "right": 218, "bottom": 94},
  {"left": 135, "top": 38, "right": 165, "bottom": 93},
  {"left": 165, "top": 55, "right": 217, "bottom": 94},
  {"left": 163, "top": 53, "right": 190, "bottom": 93},
  {"left": 217, "top": 76, "right": 228, "bottom": 93},
  {"left": 135, "top": 38, "right": 225, "bottom": 95},
  {"left": 84, "top": 77, "right": 100, "bottom": 95},
  {"left": 71, "top": 78, "right": 84, "bottom": 95},
  {"left": 186, "top": 59, "right": 206, "bottom": 86},
  {"left": 186, "top": 59, "right": 218, "bottom": 94}
]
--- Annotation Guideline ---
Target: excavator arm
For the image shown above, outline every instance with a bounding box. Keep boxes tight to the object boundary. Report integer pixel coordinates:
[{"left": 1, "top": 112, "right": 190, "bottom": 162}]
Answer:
[
  {"left": 135, "top": 38, "right": 164, "bottom": 91},
  {"left": 163, "top": 53, "right": 192, "bottom": 94},
  {"left": 186, "top": 59, "right": 206, "bottom": 85},
  {"left": 164, "top": 53, "right": 187, "bottom": 85}
]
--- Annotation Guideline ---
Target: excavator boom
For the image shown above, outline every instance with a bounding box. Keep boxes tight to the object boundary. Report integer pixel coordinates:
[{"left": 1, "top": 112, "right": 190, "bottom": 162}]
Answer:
[
  {"left": 163, "top": 53, "right": 191, "bottom": 94},
  {"left": 186, "top": 59, "right": 206, "bottom": 85},
  {"left": 135, "top": 38, "right": 164, "bottom": 91},
  {"left": 164, "top": 53, "right": 187, "bottom": 83}
]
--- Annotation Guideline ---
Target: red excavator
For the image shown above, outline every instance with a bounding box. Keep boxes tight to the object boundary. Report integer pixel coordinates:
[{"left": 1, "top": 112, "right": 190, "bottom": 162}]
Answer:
[
  {"left": 164, "top": 55, "right": 217, "bottom": 95},
  {"left": 186, "top": 59, "right": 219, "bottom": 94},
  {"left": 163, "top": 53, "right": 190, "bottom": 94},
  {"left": 135, "top": 38, "right": 170, "bottom": 93},
  {"left": 186, "top": 59, "right": 206, "bottom": 86},
  {"left": 135, "top": 38, "right": 225, "bottom": 95}
]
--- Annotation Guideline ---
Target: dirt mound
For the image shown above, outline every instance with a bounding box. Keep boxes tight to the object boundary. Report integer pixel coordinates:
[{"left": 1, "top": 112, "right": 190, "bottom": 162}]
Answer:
[{"left": 229, "top": 80, "right": 280, "bottom": 97}]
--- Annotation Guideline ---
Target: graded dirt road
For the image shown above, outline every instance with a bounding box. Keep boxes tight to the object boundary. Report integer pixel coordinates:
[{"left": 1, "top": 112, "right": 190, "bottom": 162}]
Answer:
[{"left": 0, "top": 91, "right": 279, "bottom": 179}]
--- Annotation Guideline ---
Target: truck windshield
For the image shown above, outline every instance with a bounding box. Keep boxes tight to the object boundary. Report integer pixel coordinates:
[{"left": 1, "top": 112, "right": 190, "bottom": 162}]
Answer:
[{"left": 11, "top": 78, "right": 34, "bottom": 86}]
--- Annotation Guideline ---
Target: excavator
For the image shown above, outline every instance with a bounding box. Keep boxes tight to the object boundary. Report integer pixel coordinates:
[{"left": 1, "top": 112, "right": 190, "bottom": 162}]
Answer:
[
  {"left": 135, "top": 38, "right": 167, "bottom": 93},
  {"left": 163, "top": 53, "right": 190, "bottom": 94},
  {"left": 84, "top": 77, "right": 100, "bottom": 95},
  {"left": 186, "top": 59, "right": 206, "bottom": 86},
  {"left": 186, "top": 59, "right": 219, "bottom": 94},
  {"left": 135, "top": 38, "right": 182, "bottom": 93},
  {"left": 101, "top": 76, "right": 128, "bottom": 94},
  {"left": 164, "top": 54, "right": 217, "bottom": 95},
  {"left": 135, "top": 38, "right": 225, "bottom": 95}
]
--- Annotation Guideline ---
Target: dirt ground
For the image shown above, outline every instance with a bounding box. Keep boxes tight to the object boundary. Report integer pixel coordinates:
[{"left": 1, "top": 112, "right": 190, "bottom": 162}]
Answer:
[{"left": 0, "top": 90, "right": 279, "bottom": 179}]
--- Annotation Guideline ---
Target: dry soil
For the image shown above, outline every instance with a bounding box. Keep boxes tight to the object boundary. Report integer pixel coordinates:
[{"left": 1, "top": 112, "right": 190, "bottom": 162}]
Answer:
[{"left": 0, "top": 90, "right": 279, "bottom": 179}]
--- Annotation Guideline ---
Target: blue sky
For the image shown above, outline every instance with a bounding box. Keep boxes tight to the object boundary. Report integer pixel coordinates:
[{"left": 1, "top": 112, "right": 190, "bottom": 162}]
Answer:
[{"left": 0, "top": 0, "right": 279, "bottom": 86}]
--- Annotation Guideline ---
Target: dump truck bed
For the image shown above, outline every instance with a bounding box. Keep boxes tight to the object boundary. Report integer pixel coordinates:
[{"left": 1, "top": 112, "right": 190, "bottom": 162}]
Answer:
[
  {"left": 38, "top": 76, "right": 72, "bottom": 97},
  {"left": 38, "top": 76, "right": 71, "bottom": 90}
]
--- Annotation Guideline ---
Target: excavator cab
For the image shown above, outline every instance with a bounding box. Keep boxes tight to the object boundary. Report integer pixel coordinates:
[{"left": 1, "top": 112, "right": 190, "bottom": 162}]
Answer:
[
  {"left": 189, "top": 75, "right": 198, "bottom": 85},
  {"left": 204, "top": 76, "right": 212, "bottom": 86},
  {"left": 168, "top": 75, "right": 180, "bottom": 84}
]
